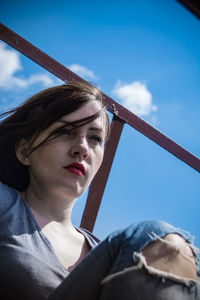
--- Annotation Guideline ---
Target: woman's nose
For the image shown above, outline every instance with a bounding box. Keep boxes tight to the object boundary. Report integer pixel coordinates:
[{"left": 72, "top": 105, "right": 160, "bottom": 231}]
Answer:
[{"left": 70, "top": 137, "right": 89, "bottom": 159}]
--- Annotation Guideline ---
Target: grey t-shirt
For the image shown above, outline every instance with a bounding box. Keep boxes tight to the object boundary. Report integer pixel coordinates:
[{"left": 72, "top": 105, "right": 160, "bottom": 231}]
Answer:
[{"left": 0, "top": 181, "right": 100, "bottom": 299}]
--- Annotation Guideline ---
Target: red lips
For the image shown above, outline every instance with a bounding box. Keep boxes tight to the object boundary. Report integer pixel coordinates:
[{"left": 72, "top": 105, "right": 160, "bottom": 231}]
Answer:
[{"left": 64, "top": 162, "right": 85, "bottom": 176}]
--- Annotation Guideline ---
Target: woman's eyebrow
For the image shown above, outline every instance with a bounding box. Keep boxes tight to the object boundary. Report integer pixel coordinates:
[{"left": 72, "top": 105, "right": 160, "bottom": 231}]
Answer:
[{"left": 88, "top": 127, "right": 103, "bottom": 132}]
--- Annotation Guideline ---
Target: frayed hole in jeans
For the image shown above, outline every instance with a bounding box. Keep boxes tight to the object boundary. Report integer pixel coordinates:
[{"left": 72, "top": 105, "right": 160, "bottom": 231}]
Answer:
[
  {"left": 141, "top": 233, "right": 198, "bottom": 280},
  {"left": 101, "top": 252, "right": 198, "bottom": 286}
]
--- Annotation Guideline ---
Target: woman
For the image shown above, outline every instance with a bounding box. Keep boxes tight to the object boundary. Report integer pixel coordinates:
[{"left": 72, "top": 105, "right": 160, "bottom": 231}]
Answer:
[{"left": 0, "top": 81, "right": 199, "bottom": 300}]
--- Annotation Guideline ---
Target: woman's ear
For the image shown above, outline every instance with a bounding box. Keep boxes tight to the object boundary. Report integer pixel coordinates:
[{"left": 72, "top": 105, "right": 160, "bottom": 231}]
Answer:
[{"left": 15, "top": 139, "right": 30, "bottom": 166}]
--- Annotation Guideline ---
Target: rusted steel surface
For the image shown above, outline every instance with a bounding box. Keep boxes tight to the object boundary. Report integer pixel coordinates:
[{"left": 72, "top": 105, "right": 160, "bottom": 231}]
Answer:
[
  {"left": 80, "top": 117, "right": 125, "bottom": 232},
  {"left": 1, "top": 23, "right": 199, "bottom": 173}
]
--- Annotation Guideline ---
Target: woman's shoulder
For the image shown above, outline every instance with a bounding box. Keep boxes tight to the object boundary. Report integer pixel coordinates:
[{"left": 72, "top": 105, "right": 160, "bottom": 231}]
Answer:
[
  {"left": 76, "top": 226, "right": 101, "bottom": 247},
  {"left": 0, "top": 180, "right": 18, "bottom": 194},
  {"left": 0, "top": 180, "right": 20, "bottom": 214},
  {"left": 0, "top": 180, "right": 12, "bottom": 196}
]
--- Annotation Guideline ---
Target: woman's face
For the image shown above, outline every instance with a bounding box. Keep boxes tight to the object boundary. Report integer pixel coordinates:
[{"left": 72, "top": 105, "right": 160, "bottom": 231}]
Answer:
[{"left": 19, "top": 101, "right": 106, "bottom": 199}]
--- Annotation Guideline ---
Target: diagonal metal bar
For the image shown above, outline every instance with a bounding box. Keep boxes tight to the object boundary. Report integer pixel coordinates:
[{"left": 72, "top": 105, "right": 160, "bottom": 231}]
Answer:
[
  {"left": 80, "top": 116, "right": 125, "bottom": 232},
  {"left": 0, "top": 22, "right": 84, "bottom": 83},
  {"left": 101, "top": 99, "right": 200, "bottom": 173},
  {"left": 0, "top": 22, "right": 200, "bottom": 174}
]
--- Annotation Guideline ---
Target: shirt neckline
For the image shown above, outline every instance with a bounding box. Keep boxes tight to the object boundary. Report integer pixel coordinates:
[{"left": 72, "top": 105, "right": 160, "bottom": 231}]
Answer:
[{"left": 19, "top": 192, "right": 94, "bottom": 272}]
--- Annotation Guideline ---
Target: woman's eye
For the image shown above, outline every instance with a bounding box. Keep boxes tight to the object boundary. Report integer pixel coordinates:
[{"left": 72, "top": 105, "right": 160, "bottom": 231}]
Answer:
[
  {"left": 52, "top": 128, "right": 73, "bottom": 139},
  {"left": 58, "top": 128, "right": 68, "bottom": 135},
  {"left": 90, "top": 135, "right": 102, "bottom": 144}
]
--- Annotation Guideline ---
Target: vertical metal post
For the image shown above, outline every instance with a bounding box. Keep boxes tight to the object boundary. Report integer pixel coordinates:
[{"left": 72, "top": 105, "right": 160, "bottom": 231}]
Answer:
[{"left": 80, "top": 116, "right": 125, "bottom": 232}]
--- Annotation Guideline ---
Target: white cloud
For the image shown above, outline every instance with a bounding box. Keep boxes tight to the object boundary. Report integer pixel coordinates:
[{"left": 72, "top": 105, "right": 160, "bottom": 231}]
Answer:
[
  {"left": 112, "top": 80, "right": 157, "bottom": 117},
  {"left": 68, "top": 64, "right": 98, "bottom": 80},
  {"left": 0, "top": 42, "right": 22, "bottom": 88},
  {"left": 0, "top": 43, "right": 99, "bottom": 92},
  {"left": 0, "top": 42, "right": 58, "bottom": 90}
]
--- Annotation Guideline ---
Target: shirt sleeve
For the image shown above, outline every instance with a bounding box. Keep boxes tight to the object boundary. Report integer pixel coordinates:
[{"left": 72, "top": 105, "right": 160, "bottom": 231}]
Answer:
[{"left": 0, "top": 181, "right": 19, "bottom": 216}]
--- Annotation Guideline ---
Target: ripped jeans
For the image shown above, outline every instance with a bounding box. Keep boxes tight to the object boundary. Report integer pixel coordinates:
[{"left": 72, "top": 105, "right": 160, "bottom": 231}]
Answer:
[{"left": 49, "top": 220, "right": 200, "bottom": 300}]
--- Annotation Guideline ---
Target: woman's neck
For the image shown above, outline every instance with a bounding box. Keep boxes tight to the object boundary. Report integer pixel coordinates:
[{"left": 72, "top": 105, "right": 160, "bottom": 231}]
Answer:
[{"left": 21, "top": 185, "right": 77, "bottom": 230}]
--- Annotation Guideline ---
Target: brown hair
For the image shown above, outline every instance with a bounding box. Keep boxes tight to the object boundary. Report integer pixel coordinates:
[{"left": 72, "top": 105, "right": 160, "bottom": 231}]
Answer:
[{"left": 0, "top": 81, "right": 110, "bottom": 191}]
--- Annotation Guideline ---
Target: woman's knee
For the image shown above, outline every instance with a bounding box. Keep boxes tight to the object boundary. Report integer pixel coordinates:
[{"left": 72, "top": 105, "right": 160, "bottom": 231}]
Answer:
[
  {"left": 106, "top": 220, "right": 199, "bottom": 278},
  {"left": 101, "top": 232, "right": 199, "bottom": 300},
  {"left": 121, "top": 220, "right": 195, "bottom": 252},
  {"left": 142, "top": 233, "right": 198, "bottom": 280}
]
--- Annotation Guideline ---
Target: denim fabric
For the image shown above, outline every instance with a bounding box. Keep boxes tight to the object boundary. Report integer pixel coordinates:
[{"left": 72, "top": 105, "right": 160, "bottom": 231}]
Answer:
[
  {"left": 100, "top": 266, "right": 200, "bottom": 300},
  {"left": 49, "top": 220, "right": 200, "bottom": 300},
  {"left": 105, "top": 220, "right": 200, "bottom": 275}
]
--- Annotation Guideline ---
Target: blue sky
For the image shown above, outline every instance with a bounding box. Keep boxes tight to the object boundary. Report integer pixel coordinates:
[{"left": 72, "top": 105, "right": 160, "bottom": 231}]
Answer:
[{"left": 0, "top": 0, "right": 200, "bottom": 246}]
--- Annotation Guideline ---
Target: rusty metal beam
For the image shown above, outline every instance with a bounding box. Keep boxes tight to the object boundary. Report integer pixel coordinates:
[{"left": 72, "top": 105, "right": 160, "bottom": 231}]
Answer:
[
  {"left": 102, "top": 99, "right": 200, "bottom": 173},
  {"left": 80, "top": 116, "right": 125, "bottom": 232},
  {"left": 0, "top": 23, "right": 84, "bottom": 82},
  {"left": 0, "top": 23, "right": 199, "bottom": 173}
]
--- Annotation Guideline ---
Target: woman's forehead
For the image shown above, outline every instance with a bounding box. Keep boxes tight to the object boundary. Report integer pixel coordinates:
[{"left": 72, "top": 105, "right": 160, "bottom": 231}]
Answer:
[
  {"left": 50, "top": 101, "right": 105, "bottom": 133},
  {"left": 31, "top": 102, "right": 107, "bottom": 146},
  {"left": 61, "top": 101, "right": 102, "bottom": 123},
  {"left": 60, "top": 113, "right": 105, "bottom": 133}
]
